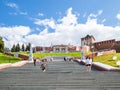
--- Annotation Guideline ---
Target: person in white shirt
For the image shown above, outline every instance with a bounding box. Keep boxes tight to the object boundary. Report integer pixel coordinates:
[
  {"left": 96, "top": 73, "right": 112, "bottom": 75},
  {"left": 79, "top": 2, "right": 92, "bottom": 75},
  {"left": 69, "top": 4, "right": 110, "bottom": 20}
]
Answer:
[{"left": 85, "top": 56, "right": 92, "bottom": 72}]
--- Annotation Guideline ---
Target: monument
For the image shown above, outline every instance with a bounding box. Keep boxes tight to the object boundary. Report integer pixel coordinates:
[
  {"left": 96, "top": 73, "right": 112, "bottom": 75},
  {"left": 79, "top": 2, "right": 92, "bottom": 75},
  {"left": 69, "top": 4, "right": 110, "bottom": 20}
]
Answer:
[{"left": 29, "top": 43, "right": 33, "bottom": 62}]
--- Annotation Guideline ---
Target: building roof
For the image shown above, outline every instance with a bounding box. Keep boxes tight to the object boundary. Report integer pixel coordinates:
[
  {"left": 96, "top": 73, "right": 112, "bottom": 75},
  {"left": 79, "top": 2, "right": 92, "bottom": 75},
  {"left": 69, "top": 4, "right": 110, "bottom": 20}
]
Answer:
[
  {"left": 94, "top": 39, "right": 115, "bottom": 44},
  {"left": 81, "top": 35, "right": 95, "bottom": 41},
  {"left": 52, "top": 45, "right": 68, "bottom": 47}
]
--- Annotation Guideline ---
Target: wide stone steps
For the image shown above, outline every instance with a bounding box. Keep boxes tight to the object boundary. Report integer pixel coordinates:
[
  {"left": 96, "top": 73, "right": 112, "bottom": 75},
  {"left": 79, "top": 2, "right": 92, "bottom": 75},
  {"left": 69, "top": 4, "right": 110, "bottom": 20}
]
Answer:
[{"left": 0, "top": 61, "right": 120, "bottom": 90}]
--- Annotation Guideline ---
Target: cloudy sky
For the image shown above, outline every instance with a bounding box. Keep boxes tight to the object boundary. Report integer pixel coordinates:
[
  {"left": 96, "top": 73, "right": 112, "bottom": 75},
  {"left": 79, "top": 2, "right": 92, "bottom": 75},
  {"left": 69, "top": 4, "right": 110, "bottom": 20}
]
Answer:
[{"left": 0, "top": 0, "right": 120, "bottom": 49}]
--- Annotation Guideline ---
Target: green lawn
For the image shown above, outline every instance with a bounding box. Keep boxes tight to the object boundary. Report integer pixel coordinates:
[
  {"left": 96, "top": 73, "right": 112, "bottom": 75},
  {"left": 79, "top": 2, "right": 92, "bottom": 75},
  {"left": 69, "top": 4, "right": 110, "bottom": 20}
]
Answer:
[
  {"left": 33, "top": 52, "right": 81, "bottom": 58},
  {"left": 0, "top": 53, "right": 22, "bottom": 64},
  {"left": 93, "top": 53, "right": 120, "bottom": 68},
  {"left": 11, "top": 51, "right": 120, "bottom": 68},
  {"left": 17, "top": 51, "right": 91, "bottom": 58}
]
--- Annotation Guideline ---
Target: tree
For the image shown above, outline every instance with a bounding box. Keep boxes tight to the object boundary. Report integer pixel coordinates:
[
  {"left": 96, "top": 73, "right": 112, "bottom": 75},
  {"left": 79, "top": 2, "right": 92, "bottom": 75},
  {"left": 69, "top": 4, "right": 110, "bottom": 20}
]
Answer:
[
  {"left": 15, "top": 43, "right": 20, "bottom": 52},
  {"left": 0, "top": 37, "right": 4, "bottom": 53},
  {"left": 22, "top": 44, "right": 25, "bottom": 51},
  {"left": 25, "top": 43, "right": 30, "bottom": 51},
  {"left": 11, "top": 44, "right": 16, "bottom": 52},
  {"left": 25, "top": 44, "right": 28, "bottom": 51},
  {"left": 28, "top": 43, "right": 31, "bottom": 51}
]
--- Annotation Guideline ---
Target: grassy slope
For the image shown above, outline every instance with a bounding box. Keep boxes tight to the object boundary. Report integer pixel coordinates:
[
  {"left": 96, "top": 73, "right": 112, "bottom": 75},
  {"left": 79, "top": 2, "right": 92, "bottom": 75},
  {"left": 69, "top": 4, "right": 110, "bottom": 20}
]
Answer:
[
  {"left": 94, "top": 53, "right": 120, "bottom": 68},
  {"left": 0, "top": 53, "right": 22, "bottom": 64}
]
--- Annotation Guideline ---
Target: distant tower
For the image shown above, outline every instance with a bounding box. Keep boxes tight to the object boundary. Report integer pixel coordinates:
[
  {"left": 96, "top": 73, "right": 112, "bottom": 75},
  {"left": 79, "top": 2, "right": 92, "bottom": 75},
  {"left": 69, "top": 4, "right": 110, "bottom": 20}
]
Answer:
[
  {"left": 81, "top": 35, "right": 95, "bottom": 60},
  {"left": 81, "top": 35, "right": 95, "bottom": 49}
]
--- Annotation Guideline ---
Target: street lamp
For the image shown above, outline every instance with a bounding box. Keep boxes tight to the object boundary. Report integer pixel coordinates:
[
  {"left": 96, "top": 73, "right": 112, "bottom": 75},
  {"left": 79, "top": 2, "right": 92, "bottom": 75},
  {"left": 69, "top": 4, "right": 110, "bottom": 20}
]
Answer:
[
  {"left": 91, "top": 45, "right": 94, "bottom": 62},
  {"left": 29, "top": 43, "right": 33, "bottom": 62},
  {"left": 81, "top": 40, "right": 85, "bottom": 61}
]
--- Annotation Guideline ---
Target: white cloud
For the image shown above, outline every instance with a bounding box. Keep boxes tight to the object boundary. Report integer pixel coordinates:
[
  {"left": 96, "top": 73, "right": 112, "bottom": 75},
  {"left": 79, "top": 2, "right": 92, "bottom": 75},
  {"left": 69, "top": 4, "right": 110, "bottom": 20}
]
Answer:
[
  {"left": 6, "top": 2, "right": 27, "bottom": 16},
  {"left": 32, "top": 8, "right": 120, "bottom": 46},
  {"left": 6, "top": 2, "right": 18, "bottom": 9},
  {"left": 88, "top": 10, "right": 103, "bottom": 21},
  {"left": 116, "top": 13, "right": 120, "bottom": 20},
  {"left": 38, "top": 13, "right": 44, "bottom": 16},
  {"left": 98, "top": 10, "right": 103, "bottom": 15},
  {"left": 0, "top": 26, "right": 31, "bottom": 48},
  {"left": 2, "top": 8, "right": 120, "bottom": 49},
  {"left": 102, "top": 19, "right": 106, "bottom": 23},
  {"left": 36, "top": 27, "right": 41, "bottom": 31},
  {"left": 39, "top": 28, "right": 48, "bottom": 35},
  {"left": 58, "top": 7, "right": 77, "bottom": 25},
  {"left": 19, "top": 11, "right": 27, "bottom": 15},
  {"left": 34, "top": 18, "right": 56, "bottom": 29}
]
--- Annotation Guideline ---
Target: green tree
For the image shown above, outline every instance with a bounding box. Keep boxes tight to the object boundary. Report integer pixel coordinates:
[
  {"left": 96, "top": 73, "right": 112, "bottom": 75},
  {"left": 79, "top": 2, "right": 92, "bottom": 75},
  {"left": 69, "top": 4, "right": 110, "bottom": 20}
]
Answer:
[
  {"left": 25, "top": 44, "right": 28, "bottom": 51},
  {"left": 11, "top": 44, "right": 16, "bottom": 52},
  {"left": 22, "top": 44, "right": 25, "bottom": 51},
  {"left": 25, "top": 43, "right": 30, "bottom": 51},
  {"left": 15, "top": 43, "right": 20, "bottom": 52},
  {"left": 0, "top": 37, "right": 4, "bottom": 53},
  {"left": 28, "top": 43, "right": 30, "bottom": 51}
]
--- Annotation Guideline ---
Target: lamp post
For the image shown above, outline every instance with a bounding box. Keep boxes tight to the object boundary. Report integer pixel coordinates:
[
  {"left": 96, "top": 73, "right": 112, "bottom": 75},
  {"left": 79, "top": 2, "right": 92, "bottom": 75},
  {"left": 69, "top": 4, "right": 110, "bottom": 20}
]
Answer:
[
  {"left": 81, "top": 40, "right": 85, "bottom": 60},
  {"left": 29, "top": 43, "right": 33, "bottom": 62},
  {"left": 91, "top": 45, "right": 94, "bottom": 62}
]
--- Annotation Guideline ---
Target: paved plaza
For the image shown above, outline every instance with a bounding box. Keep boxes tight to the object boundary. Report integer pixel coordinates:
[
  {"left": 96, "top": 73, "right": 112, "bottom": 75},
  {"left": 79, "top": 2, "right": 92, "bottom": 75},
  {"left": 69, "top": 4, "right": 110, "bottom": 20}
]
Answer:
[{"left": 0, "top": 60, "right": 120, "bottom": 90}]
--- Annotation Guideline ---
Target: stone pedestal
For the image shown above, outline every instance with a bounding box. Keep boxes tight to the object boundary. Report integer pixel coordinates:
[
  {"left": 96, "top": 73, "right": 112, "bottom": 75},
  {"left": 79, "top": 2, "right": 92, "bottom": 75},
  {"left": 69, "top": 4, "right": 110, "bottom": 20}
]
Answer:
[{"left": 29, "top": 43, "right": 33, "bottom": 63}]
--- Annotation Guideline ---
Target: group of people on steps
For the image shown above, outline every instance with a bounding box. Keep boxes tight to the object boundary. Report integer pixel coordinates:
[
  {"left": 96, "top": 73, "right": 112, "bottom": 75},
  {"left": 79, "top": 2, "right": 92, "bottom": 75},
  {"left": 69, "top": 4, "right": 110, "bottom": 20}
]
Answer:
[
  {"left": 33, "top": 58, "right": 47, "bottom": 72},
  {"left": 33, "top": 56, "right": 93, "bottom": 72}
]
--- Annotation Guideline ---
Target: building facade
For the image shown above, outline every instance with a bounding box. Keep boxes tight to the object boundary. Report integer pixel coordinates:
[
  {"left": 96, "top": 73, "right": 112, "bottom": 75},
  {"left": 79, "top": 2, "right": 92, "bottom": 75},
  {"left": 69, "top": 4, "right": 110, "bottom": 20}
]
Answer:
[
  {"left": 81, "top": 35, "right": 120, "bottom": 53},
  {"left": 94, "top": 39, "right": 120, "bottom": 52},
  {"left": 81, "top": 35, "right": 95, "bottom": 52},
  {"left": 52, "top": 45, "right": 68, "bottom": 52},
  {"left": 33, "top": 45, "right": 79, "bottom": 53}
]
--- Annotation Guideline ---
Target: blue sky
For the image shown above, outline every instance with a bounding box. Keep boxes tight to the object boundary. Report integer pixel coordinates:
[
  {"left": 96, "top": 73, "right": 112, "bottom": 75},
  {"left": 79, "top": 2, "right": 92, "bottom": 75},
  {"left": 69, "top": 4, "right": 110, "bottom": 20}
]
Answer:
[{"left": 0, "top": 0, "right": 120, "bottom": 48}]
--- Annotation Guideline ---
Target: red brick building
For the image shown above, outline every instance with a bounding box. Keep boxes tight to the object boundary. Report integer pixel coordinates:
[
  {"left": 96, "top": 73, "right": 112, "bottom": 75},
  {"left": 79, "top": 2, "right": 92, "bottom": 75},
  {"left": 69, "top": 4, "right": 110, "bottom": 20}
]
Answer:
[
  {"left": 94, "top": 39, "right": 120, "bottom": 52},
  {"left": 93, "top": 39, "right": 115, "bottom": 51},
  {"left": 33, "top": 45, "right": 79, "bottom": 53},
  {"left": 113, "top": 41, "right": 120, "bottom": 52},
  {"left": 33, "top": 46, "right": 52, "bottom": 53},
  {"left": 81, "top": 35, "right": 120, "bottom": 53}
]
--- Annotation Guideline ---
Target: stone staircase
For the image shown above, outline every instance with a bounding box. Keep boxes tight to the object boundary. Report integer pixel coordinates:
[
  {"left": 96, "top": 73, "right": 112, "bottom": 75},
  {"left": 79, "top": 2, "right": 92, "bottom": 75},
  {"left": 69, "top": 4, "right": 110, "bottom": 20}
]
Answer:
[{"left": 0, "top": 60, "right": 120, "bottom": 90}]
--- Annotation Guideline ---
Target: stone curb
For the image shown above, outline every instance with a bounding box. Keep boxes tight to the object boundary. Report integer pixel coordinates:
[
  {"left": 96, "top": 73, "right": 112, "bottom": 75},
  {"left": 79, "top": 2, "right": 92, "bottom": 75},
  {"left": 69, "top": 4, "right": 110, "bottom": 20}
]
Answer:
[
  {"left": 74, "top": 59, "right": 120, "bottom": 72},
  {"left": 0, "top": 61, "right": 28, "bottom": 70},
  {"left": 12, "top": 61, "right": 28, "bottom": 67},
  {"left": 0, "top": 63, "right": 12, "bottom": 70},
  {"left": 92, "top": 62, "right": 120, "bottom": 72}
]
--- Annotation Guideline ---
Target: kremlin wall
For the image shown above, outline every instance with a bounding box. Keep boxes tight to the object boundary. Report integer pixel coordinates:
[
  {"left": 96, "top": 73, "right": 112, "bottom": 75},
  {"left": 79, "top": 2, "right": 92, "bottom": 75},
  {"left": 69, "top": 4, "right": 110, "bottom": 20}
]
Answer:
[{"left": 81, "top": 35, "right": 120, "bottom": 53}]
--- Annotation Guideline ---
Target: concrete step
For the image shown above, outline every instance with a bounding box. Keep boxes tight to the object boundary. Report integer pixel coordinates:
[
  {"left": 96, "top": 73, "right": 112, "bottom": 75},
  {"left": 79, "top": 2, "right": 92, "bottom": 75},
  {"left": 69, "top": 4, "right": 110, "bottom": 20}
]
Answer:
[{"left": 0, "top": 61, "right": 120, "bottom": 90}]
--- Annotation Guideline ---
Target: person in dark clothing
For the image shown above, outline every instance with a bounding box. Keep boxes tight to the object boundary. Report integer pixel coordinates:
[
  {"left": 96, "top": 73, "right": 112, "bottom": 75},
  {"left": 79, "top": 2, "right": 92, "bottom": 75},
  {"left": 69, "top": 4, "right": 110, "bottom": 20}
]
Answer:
[
  {"left": 40, "top": 63, "right": 46, "bottom": 72},
  {"left": 33, "top": 58, "right": 36, "bottom": 66},
  {"left": 64, "top": 57, "right": 66, "bottom": 61}
]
